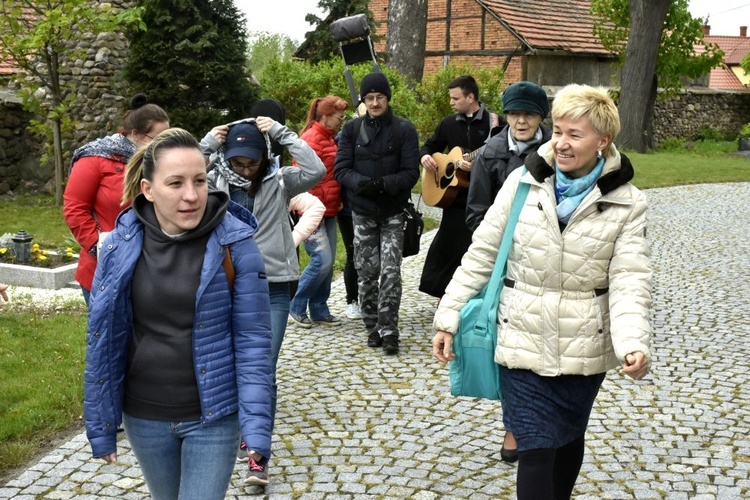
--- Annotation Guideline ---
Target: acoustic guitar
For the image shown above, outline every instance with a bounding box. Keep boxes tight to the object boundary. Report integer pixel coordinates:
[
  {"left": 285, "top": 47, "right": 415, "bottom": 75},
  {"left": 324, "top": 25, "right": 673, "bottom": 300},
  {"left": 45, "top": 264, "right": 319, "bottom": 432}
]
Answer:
[{"left": 421, "top": 146, "right": 480, "bottom": 208}]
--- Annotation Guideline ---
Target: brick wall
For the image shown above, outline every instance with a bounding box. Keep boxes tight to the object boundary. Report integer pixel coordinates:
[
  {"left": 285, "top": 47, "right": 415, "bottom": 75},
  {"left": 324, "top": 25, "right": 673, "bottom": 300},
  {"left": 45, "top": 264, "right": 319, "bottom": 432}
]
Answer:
[{"left": 372, "top": 0, "right": 519, "bottom": 72}]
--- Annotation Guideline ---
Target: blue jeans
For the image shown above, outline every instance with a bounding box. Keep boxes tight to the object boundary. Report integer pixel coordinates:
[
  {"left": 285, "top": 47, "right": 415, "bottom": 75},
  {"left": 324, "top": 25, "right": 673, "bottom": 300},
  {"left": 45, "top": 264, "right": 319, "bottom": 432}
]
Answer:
[
  {"left": 268, "top": 281, "right": 291, "bottom": 423},
  {"left": 268, "top": 281, "right": 291, "bottom": 371},
  {"left": 290, "top": 217, "right": 337, "bottom": 320},
  {"left": 81, "top": 286, "right": 90, "bottom": 308},
  {"left": 123, "top": 413, "right": 240, "bottom": 500}
]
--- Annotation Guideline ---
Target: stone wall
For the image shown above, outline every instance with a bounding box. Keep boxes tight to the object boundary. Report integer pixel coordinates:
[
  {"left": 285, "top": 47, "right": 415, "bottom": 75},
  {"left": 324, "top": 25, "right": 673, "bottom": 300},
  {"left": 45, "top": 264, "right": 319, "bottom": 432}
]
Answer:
[
  {"left": 0, "top": 91, "right": 40, "bottom": 194},
  {"left": 0, "top": 0, "right": 135, "bottom": 195},
  {"left": 652, "top": 89, "right": 750, "bottom": 144}
]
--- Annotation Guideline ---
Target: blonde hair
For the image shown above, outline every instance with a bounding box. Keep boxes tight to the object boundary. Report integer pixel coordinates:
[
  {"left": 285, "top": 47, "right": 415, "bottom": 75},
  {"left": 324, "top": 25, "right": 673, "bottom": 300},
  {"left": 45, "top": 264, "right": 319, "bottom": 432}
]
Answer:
[
  {"left": 122, "top": 128, "right": 200, "bottom": 204},
  {"left": 551, "top": 84, "right": 620, "bottom": 155}
]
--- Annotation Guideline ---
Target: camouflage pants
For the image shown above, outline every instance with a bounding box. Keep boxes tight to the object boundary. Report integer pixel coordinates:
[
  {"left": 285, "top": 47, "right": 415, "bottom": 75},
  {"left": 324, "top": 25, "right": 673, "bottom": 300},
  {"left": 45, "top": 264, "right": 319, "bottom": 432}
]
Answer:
[{"left": 352, "top": 211, "right": 405, "bottom": 338}]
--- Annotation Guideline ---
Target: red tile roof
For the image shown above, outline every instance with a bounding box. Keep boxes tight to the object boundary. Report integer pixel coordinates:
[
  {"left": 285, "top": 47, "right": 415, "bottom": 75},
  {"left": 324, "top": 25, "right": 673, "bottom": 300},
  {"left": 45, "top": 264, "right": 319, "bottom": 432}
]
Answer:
[
  {"left": 704, "top": 35, "right": 750, "bottom": 65},
  {"left": 693, "top": 35, "right": 750, "bottom": 90},
  {"left": 709, "top": 65, "right": 747, "bottom": 90},
  {"left": 0, "top": 8, "right": 38, "bottom": 76},
  {"left": 0, "top": 59, "right": 18, "bottom": 75},
  {"left": 480, "top": 0, "right": 611, "bottom": 55}
]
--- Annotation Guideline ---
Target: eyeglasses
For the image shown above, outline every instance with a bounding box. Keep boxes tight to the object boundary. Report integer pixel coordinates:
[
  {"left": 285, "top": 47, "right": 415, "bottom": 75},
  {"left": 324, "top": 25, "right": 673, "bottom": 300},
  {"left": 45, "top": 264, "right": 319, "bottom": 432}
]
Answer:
[
  {"left": 142, "top": 132, "right": 155, "bottom": 141},
  {"left": 363, "top": 94, "right": 387, "bottom": 104},
  {"left": 230, "top": 158, "right": 260, "bottom": 172},
  {"left": 334, "top": 115, "right": 346, "bottom": 122}
]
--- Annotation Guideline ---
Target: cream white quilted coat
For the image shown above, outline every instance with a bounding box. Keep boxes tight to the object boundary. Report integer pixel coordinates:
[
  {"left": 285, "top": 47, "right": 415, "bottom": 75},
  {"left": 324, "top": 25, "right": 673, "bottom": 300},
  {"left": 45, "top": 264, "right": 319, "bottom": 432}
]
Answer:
[{"left": 434, "top": 142, "right": 652, "bottom": 377}]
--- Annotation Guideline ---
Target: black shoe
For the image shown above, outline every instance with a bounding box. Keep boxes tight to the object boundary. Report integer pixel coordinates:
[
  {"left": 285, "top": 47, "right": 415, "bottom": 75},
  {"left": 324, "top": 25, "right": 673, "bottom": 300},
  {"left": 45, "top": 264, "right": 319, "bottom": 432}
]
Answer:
[
  {"left": 500, "top": 445, "right": 519, "bottom": 463},
  {"left": 367, "top": 331, "right": 383, "bottom": 347},
  {"left": 382, "top": 335, "right": 399, "bottom": 355}
]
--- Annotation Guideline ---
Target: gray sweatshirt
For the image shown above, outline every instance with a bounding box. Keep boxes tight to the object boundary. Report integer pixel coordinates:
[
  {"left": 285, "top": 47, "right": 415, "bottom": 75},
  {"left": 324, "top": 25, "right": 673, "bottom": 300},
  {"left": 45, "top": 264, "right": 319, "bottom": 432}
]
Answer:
[{"left": 203, "top": 121, "right": 325, "bottom": 282}]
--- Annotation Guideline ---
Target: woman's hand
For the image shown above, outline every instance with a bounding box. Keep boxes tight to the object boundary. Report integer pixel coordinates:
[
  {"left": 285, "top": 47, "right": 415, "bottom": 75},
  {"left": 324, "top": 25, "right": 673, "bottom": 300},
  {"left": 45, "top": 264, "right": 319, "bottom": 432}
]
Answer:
[
  {"left": 209, "top": 125, "right": 228, "bottom": 144},
  {"left": 100, "top": 453, "right": 118, "bottom": 464},
  {"left": 432, "top": 331, "right": 455, "bottom": 363},
  {"left": 255, "top": 116, "right": 275, "bottom": 133},
  {"left": 622, "top": 351, "right": 649, "bottom": 380}
]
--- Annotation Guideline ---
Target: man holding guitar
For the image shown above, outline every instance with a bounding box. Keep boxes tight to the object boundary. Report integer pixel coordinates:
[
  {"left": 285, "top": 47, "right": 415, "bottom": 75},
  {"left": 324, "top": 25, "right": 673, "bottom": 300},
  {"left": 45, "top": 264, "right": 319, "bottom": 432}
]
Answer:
[{"left": 418, "top": 76, "right": 502, "bottom": 299}]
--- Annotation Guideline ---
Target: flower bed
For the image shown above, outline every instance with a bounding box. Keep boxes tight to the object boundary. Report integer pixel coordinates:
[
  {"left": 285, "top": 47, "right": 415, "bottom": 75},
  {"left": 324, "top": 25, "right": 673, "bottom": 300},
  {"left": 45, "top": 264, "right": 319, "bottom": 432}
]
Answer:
[{"left": 1, "top": 241, "right": 79, "bottom": 290}]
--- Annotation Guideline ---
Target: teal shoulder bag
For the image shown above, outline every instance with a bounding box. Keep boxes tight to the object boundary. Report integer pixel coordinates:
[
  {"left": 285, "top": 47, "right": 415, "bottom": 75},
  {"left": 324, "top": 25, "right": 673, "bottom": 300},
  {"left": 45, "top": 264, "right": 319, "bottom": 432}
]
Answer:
[{"left": 448, "top": 171, "right": 530, "bottom": 400}]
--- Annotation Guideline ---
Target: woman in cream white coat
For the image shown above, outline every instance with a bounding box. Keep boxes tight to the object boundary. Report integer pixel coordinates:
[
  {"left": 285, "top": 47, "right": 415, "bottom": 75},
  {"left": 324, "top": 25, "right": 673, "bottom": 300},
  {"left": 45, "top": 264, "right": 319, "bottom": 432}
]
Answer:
[{"left": 432, "top": 84, "right": 652, "bottom": 500}]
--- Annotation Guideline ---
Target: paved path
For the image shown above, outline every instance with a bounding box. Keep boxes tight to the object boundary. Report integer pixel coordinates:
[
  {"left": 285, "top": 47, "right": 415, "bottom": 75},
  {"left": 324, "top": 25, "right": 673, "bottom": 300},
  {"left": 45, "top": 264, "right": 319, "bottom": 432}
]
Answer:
[{"left": 2, "top": 183, "right": 750, "bottom": 499}]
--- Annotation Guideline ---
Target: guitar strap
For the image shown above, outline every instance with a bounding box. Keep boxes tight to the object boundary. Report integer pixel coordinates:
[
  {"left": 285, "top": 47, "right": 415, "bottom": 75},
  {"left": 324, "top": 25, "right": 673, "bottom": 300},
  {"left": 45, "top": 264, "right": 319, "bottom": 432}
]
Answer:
[{"left": 488, "top": 111, "right": 503, "bottom": 140}]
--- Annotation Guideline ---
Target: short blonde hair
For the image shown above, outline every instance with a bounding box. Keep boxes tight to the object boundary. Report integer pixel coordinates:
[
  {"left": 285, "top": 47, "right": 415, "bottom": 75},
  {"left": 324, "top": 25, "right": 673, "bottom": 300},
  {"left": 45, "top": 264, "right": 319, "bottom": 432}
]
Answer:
[{"left": 551, "top": 84, "right": 620, "bottom": 147}]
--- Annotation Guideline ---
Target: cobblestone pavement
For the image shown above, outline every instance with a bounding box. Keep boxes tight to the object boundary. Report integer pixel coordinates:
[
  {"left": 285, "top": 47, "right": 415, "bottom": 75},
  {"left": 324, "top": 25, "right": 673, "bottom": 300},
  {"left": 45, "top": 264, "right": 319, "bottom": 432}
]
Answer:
[{"left": 2, "top": 183, "right": 750, "bottom": 499}]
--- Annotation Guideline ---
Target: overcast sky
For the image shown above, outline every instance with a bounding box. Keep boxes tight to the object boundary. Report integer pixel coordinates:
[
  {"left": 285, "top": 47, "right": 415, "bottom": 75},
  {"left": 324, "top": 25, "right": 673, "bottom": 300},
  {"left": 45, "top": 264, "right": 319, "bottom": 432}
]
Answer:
[
  {"left": 234, "top": 0, "right": 323, "bottom": 43},
  {"left": 234, "top": 0, "right": 750, "bottom": 41}
]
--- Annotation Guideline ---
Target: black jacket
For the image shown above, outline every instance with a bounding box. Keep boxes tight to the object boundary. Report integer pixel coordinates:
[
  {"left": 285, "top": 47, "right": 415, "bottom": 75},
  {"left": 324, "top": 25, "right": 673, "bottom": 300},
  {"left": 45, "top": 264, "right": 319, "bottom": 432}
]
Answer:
[
  {"left": 420, "top": 103, "right": 502, "bottom": 209},
  {"left": 419, "top": 103, "right": 501, "bottom": 159},
  {"left": 466, "top": 123, "right": 552, "bottom": 231},
  {"left": 334, "top": 108, "right": 420, "bottom": 218}
]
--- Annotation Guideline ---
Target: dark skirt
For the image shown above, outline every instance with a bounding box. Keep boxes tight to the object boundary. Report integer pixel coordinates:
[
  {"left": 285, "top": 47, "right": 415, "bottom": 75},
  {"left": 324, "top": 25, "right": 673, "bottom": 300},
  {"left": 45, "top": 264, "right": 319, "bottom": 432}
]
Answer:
[
  {"left": 501, "top": 366, "right": 605, "bottom": 451},
  {"left": 418, "top": 205, "right": 473, "bottom": 298}
]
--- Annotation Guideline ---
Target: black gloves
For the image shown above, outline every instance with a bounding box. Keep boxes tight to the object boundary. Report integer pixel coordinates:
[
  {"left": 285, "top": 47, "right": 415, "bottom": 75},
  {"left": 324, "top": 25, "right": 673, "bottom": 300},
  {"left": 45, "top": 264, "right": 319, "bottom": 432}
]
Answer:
[{"left": 358, "top": 178, "right": 386, "bottom": 199}]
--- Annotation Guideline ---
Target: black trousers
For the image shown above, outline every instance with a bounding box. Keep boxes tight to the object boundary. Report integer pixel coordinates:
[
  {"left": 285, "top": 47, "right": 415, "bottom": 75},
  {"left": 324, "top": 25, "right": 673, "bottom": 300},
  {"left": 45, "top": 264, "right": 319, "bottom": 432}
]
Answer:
[
  {"left": 516, "top": 436, "right": 586, "bottom": 500},
  {"left": 336, "top": 212, "right": 358, "bottom": 304}
]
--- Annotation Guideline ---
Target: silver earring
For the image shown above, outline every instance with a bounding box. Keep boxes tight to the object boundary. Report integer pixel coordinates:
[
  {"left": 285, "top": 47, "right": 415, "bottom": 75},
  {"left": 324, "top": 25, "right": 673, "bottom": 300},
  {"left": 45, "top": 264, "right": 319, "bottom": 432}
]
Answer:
[{"left": 597, "top": 149, "right": 603, "bottom": 159}]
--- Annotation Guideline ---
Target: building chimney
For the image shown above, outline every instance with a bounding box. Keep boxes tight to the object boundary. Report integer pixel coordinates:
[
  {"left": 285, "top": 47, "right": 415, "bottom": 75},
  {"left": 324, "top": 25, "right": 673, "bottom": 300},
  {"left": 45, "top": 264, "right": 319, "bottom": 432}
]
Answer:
[
  {"left": 741, "top": 26, "right": 747, "bottom": 37},
  {"left": 703, "top": 24, "right": 711, "bottom": 36}
]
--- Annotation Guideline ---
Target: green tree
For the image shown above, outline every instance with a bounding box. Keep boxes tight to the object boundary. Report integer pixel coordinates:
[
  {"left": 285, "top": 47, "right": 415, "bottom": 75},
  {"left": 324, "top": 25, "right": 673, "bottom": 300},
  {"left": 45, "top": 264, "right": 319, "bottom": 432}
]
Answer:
[
  {"left": 256, "top": 59, "right": 503, "bottom": 144},
  {"left": 125, "top": 0, "right": 258, "bottom": 137},
  {"left": 247, "top": 31, "right": 297, "bottom": 80},
  {"left": 591, "top": 0, "right": 723, "bottom": 152},
  {"left": 257, "top": 58, "right": 418, "bottom": 132},
  {"left": 297, "top": 0, "right": 374, "bottom": 64},
  {"left": 0, "top": 0, "right": 142, "bottom": 204},
  {"left": 413, "top": 64, "right": 505, "bottom": 141}
]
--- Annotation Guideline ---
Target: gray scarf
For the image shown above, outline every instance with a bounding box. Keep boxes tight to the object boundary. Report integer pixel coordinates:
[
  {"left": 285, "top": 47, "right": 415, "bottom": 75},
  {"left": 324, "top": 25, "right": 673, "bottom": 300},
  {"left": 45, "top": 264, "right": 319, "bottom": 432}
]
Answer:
[{"left": 508, "top": 127, "right": 543, "bottom": 156}]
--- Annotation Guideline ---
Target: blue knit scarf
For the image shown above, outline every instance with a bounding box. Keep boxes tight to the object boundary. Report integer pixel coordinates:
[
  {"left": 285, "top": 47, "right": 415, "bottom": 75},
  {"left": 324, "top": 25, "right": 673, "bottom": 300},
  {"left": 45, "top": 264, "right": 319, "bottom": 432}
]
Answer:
[{"left": 554, "top": 157, "right": 604, "bottom": 226}]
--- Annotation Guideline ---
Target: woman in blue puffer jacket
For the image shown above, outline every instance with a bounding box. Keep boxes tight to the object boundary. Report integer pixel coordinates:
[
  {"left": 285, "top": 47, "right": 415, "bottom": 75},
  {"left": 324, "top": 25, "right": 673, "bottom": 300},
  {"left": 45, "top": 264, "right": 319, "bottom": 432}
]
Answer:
[{"left": 84, "top": 128, "right": 273, "bottom": 500}]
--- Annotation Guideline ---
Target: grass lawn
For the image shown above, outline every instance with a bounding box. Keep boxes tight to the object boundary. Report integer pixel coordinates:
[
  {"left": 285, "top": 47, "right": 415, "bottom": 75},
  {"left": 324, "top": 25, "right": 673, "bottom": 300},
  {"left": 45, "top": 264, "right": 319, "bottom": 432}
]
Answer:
[
  {"left": 0, "top": 298, "right": 87, "bottom": 479},
  {"left": 625, "top": 141, "right": 750, "bottom": 189},
  {"left": 0, "top": 141, "right": 748, "bottom": 481}
]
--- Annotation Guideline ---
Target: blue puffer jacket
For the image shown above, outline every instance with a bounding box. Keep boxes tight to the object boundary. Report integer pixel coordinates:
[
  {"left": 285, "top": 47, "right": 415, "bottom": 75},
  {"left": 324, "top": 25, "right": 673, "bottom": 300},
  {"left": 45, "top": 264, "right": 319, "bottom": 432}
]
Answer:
[{"left": 83, "top": 203, "right": 274, "bottom": 460}]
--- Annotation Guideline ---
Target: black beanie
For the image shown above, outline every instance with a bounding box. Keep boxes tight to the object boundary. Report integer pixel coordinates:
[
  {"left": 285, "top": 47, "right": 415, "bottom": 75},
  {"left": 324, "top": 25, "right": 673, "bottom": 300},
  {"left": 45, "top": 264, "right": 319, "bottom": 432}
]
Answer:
[
  {"left": 502, "top": 81, "right": 550, "bottom": 118},
  {"left": 250, "top": 98, "right": 286, "bottom": 157},
  {"left": 359, "top": 72, "right": 391, "bottom": 101}
]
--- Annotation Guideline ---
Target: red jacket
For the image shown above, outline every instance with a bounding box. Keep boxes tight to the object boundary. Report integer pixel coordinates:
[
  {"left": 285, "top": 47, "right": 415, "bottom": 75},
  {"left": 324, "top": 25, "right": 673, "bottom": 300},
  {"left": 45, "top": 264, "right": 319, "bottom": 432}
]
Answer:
[
  {"left": 63, "top": 156, "right": 130, "bottom": 290},
  {"left": 299, "top": 121, "right": 341, "bottom": 217}
]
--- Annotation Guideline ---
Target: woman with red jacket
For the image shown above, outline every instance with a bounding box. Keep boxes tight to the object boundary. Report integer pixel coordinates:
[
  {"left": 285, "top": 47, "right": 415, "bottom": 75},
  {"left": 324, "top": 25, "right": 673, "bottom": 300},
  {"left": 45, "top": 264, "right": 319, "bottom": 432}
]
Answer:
[
  {"left": 63, "top": 94, "right": 169, "bottom": 306},
  {"left": 289, "top": 95, "right": 349, "bottom": 327}
]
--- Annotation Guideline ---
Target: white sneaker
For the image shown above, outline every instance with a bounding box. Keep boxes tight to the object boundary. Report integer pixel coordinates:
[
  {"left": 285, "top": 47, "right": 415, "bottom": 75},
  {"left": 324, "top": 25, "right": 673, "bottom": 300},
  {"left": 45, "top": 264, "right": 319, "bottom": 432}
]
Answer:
[{"left": 345, "top": 302, "right": 362, "bottom": 319}]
